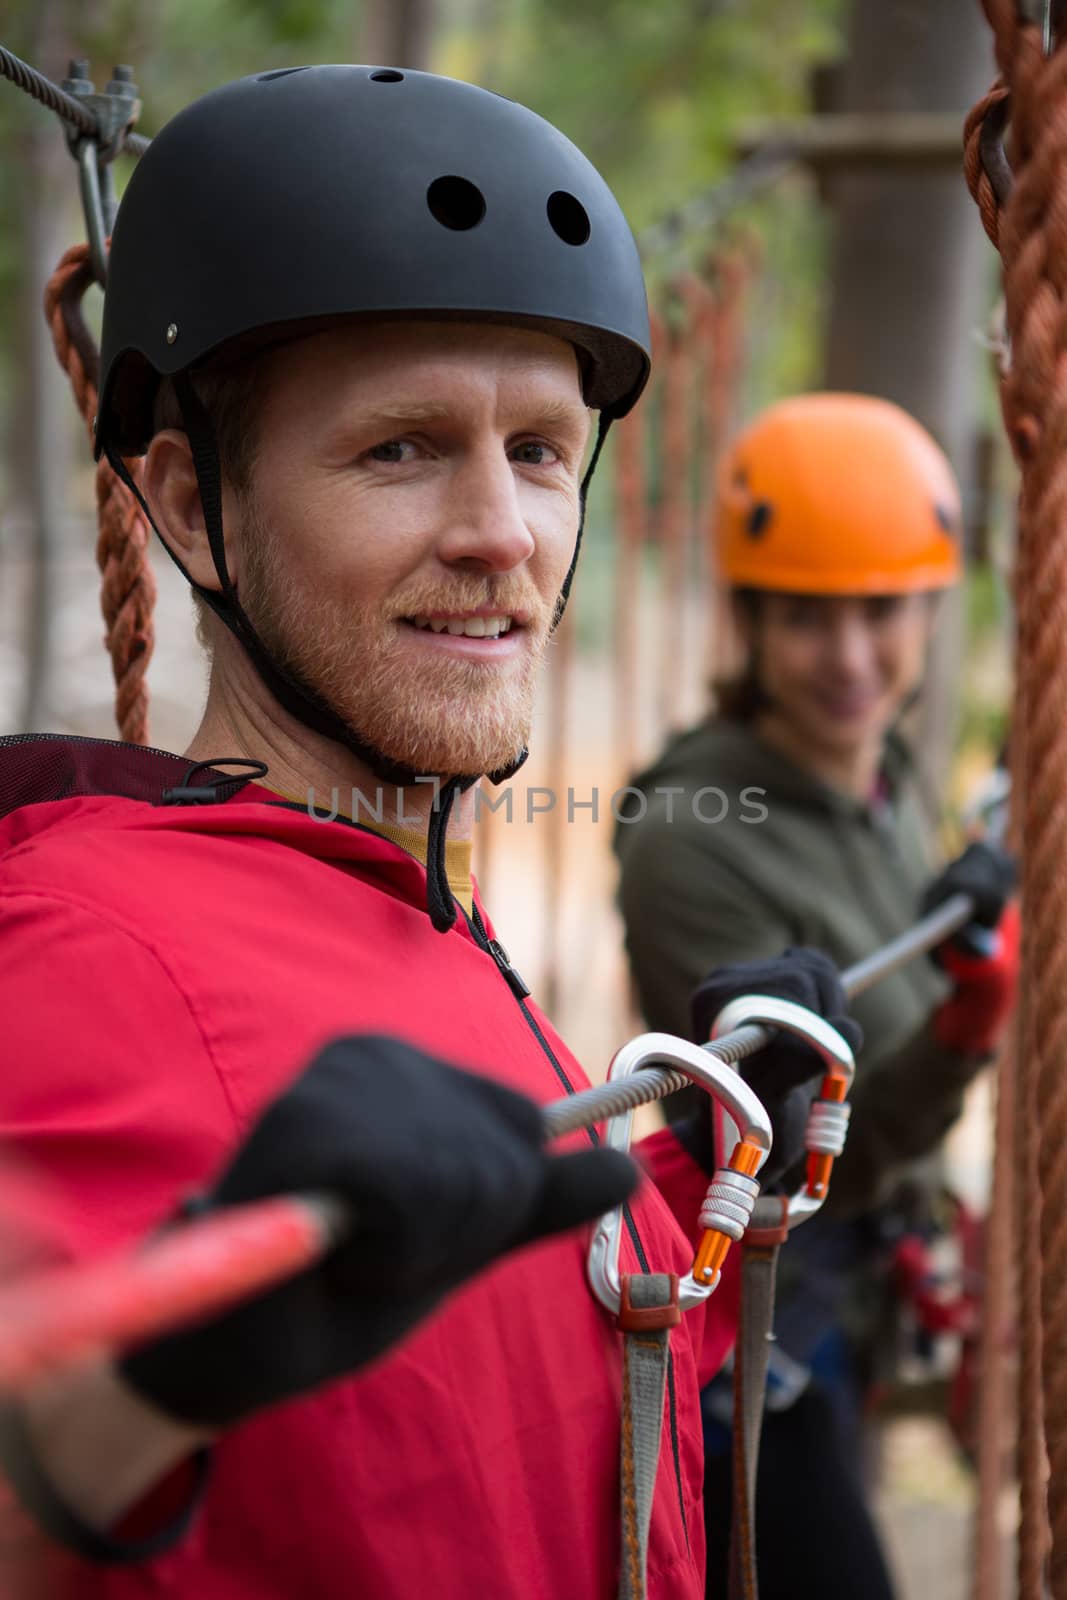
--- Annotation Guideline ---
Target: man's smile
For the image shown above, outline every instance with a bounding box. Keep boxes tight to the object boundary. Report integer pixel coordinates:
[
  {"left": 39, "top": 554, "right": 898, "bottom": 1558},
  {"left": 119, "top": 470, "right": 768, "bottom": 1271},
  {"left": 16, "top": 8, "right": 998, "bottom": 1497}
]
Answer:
[
  {"left": 397, "top": 612, "right": 526, "bottom": 658},
  {"left": 408, "top": 611, "right": 516, "bottom": 638}
]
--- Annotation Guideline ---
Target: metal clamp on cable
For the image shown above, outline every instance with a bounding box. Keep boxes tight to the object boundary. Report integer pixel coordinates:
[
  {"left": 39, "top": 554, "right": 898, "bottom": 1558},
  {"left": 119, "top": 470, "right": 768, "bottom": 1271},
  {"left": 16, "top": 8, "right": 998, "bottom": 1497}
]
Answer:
[
  {"left": 709, "top": 994, "right": 856, "bottom": 1232},
  {"left": 587, "top": 1032, "right": 772, "bottom": 1315},
  {"left": 60, "top": 61, "right": 142, "bottom": 287}
]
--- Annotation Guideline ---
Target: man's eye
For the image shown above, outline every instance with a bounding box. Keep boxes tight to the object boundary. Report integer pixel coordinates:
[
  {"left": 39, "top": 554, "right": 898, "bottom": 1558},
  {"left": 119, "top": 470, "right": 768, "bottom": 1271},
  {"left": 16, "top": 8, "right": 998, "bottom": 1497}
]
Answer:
[
  {"left": 369, "top": 440, "right": 414, "bottom": 463},
  {"left": 511, "top": 441, "right": 558, "bottom": 466}
]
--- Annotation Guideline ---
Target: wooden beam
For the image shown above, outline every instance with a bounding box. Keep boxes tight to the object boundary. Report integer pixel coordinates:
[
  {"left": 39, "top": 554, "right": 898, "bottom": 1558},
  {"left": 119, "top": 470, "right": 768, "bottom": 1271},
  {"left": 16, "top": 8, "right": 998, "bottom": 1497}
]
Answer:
[{"left": 734, "top": 111, "right": 966, "bottom": 170}]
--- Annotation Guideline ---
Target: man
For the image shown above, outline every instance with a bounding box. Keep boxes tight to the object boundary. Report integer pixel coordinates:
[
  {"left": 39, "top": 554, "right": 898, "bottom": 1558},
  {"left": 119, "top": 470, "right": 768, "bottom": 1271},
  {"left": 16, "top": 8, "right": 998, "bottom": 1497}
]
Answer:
[{"left": 0, "top": 68, "right": 857, "bottom": 1597}]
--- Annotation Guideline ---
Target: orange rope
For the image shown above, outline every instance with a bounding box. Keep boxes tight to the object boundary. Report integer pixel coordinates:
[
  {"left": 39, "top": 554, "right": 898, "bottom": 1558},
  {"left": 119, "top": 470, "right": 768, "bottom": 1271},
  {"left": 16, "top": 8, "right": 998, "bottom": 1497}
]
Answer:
[
  {"left": 42, "top": 243, "right": 155, "bottom": 745},
  {"left": 701, "top": 246, "right": 752, "bottom": 685},
  {"left": 971, "top": 1038, "right": 1020, "bottom": 1600},
  {"left": 966, "top": 6, "right": 1067, "bottom": 1592},
  {"left": 656, "top": 304, "right": 694, "bottom": 731},
  {"left": 673, "top": 272, "right": 717, "bottom": 696}
]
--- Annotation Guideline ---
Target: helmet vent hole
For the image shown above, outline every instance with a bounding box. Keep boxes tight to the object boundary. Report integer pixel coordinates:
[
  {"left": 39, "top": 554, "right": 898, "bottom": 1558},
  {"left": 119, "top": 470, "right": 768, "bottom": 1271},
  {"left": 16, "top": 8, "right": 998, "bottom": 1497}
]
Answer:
[
  {"left": 257, "top": 68, "right": 310, "bottom": 82},
  {"left": 547, "top": 190, "right": 590, "bottom": 246},
  {"left": 370, "top": 70, "right": 405, "bottom": 83},
  {"left": 935, "top": 503, "right": 955, "bottom": 532},
  {"left": 747, "top": 502, "right": 773, "bottom": 539},
  {"left": 427, "top": 176, "right": 486, "bottom": 231}
]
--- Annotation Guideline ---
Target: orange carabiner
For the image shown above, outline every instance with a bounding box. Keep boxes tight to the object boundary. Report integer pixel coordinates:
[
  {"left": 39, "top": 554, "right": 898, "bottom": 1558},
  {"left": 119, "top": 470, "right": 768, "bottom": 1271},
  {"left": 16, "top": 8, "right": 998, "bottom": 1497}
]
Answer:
[{"left": 704, "top": 994, "right": 856, "bottom": 1239}]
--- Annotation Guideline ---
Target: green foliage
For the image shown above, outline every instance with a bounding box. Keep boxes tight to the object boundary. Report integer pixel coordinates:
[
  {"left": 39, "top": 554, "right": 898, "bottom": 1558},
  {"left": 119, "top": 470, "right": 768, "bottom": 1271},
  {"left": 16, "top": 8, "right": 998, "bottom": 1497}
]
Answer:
[
  {"left": 966, "top": 561, "right": 1009, "bottom": 640},
  {"left": 445, "top": 0, "right": 843, "bottom": 231}
]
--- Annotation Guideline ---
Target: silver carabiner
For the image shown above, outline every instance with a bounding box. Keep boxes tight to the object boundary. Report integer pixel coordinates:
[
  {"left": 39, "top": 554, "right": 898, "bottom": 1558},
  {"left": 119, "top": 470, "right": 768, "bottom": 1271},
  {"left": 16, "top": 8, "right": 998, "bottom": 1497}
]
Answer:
[
  {"left": 710, "top": 994, "right": 855, "bottom": 1230},
  {"left": 587, "top": 1032, "right": 772, "bottom": 1316}
]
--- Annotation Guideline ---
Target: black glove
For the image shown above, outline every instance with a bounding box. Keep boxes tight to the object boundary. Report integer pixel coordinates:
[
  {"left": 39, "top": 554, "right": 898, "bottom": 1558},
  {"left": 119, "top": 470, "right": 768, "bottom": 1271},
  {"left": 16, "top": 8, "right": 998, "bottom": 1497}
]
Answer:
[
  {"left": 121, "top": 1036, "right": 638, "bottom": 1428},
  {"left": 690, "top": 949, "right": 863, "bottom": 1189},
  {"left": 920, "top": 840, "right": 1016, "bottom": 957}
]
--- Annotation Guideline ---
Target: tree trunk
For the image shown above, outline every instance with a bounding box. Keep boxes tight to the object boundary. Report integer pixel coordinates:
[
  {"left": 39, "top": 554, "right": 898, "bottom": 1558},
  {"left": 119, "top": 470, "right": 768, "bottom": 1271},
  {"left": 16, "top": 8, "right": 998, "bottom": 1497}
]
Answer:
[
  {"left": 822, "top": 0, "right": 995, "bottom": 786},
  {"left": 360, "top": 0, "right": 438, "bottom": 71}
]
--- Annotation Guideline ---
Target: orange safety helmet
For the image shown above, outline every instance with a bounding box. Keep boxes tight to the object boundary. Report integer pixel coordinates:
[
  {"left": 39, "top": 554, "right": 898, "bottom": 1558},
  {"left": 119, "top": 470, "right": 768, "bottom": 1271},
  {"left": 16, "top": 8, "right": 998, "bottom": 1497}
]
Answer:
[{"left": 715, "top": 393, "right": 962, "bottom": 595}]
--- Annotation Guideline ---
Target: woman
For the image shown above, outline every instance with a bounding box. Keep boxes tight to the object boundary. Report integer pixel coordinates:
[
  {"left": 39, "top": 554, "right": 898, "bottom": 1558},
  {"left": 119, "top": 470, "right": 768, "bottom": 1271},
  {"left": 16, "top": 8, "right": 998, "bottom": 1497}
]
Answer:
[{"left": 614, "top": 394, "right": 1017, "bottom": 1599}]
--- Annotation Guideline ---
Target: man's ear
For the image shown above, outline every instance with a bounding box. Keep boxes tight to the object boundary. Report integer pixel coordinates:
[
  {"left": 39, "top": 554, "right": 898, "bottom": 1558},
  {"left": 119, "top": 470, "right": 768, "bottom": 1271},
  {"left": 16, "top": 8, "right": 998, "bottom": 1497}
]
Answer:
[{"left": 141, "top": 430, "right": 243, "bottom": 592}]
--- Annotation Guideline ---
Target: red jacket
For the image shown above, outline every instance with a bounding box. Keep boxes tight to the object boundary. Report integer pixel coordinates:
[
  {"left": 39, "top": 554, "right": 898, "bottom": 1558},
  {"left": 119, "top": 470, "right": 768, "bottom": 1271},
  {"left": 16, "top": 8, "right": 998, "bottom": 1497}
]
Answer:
[{"left": 0, "top": 774, "right": 738, "bottom": 1597}]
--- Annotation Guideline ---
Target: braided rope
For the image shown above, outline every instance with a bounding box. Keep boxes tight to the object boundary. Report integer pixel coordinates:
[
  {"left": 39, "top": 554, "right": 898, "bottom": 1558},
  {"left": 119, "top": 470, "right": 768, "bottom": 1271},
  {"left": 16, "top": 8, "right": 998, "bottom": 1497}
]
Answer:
[
  {"left": 43, "top": 244, "right": 155, "bottom": 745},
  {"left": 1016, "top": 994, "right": 1049, "bottom": 1597},
  {"left": 970, "top": 1040, "right": 1017, "bottom": 1600},
  {"left": 656, "top": 306, "right": 694, "bottom": 728},
  {"left": 965, "top": 5, "right": 1067, "bottom": 1590},
  {"left": 701, "top": 244, "right": 754, "bottom": 683}
]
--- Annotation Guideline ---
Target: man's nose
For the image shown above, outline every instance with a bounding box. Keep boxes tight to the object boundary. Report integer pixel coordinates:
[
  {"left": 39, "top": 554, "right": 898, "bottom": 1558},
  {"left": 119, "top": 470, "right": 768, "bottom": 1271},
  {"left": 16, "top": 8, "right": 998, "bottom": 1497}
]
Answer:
[{"left": 434, "top": 446, "right": 537, "bottom": 572}]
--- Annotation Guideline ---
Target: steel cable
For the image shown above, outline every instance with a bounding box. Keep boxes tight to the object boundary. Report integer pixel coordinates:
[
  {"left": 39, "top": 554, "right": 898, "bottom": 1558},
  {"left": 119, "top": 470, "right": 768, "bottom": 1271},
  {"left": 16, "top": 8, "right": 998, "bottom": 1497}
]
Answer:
[
  {"left": 0, "top": 43, "right": 148, "bottom": 155},
  {"left": 542, "top": 891, "right": 974, "bottom": 1137}
]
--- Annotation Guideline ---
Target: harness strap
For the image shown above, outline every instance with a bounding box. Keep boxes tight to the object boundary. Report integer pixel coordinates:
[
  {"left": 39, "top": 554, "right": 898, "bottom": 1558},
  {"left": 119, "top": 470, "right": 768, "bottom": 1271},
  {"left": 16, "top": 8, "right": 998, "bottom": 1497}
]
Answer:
[
  {"left": 617, "top": 1272, "right": 680, "bottom": 1600},
  {"left": 728, "top": 1195, "right": 789, "bottom": 1600}
]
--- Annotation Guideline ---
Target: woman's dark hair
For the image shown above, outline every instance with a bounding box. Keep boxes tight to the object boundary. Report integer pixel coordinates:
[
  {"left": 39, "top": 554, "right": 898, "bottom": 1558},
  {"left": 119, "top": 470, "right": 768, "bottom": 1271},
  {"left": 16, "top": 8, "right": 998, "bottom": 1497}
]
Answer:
[{"left": 711, "top": 588, "right": 768, "bottom": 722}]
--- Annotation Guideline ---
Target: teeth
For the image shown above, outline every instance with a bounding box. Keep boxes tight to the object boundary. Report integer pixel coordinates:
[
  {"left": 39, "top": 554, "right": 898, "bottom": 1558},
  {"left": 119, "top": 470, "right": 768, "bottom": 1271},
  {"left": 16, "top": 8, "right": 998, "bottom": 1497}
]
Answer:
[{"left": 410, "top": 614, "right": 513, "bottom": 638}]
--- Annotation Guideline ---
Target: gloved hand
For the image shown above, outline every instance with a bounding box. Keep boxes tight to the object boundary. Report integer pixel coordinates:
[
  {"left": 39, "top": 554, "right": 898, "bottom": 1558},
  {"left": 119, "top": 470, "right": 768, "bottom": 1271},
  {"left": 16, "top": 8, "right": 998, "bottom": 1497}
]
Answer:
[
  {"left": 931, "top": 898, "right": 1020, "bottom": 1058},
  {"left": 920, "top": 842, "right": 1019, "bottom": 1058},
  {"left": 690, "top": 949, "right": 863, "bottom": 1189},
  {"left": 121, "top": 1036, "right": 638, "bottom": 1428},
  {"left": 920, "top": 840, "right": 1016, "bottom": 951}
]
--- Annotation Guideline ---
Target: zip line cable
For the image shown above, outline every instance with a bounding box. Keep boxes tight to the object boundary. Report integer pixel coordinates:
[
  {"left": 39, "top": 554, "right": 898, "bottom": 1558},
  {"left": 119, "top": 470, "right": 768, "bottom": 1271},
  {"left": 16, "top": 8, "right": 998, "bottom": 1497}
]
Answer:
[
  {"left": 637, "top": 143, "right": 795, "bottom": 260},
  {"left": 542, "top": 890, "right": 973, "bottom": 1136}
]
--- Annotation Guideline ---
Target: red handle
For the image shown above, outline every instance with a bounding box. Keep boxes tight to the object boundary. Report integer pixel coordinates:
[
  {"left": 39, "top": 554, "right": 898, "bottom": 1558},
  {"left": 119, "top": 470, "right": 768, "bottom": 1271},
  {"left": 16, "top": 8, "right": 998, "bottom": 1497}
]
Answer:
[{"left": 0, "top": 1193, "right": 343, "bottom": 1393}]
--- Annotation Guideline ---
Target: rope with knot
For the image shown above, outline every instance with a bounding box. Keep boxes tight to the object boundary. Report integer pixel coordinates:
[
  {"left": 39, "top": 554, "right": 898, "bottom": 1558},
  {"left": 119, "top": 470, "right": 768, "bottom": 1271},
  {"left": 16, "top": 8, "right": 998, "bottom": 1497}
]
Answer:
[
  {"left": 43, "top": 243, "right": 155, "bottom": 746},
  {"left": 965, "top": 3, "right": 1067, "bottom": 1593}
]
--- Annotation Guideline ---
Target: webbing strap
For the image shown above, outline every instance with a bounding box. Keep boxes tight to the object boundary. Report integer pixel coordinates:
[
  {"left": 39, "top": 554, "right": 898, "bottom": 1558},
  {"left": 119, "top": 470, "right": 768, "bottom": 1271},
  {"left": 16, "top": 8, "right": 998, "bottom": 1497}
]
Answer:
[
  {"left": 618, "top": 1273, "right": 676, "bottom": 1600},
  {"left": 728, "top": 1197, "right": 788, "bottom": 1600}
]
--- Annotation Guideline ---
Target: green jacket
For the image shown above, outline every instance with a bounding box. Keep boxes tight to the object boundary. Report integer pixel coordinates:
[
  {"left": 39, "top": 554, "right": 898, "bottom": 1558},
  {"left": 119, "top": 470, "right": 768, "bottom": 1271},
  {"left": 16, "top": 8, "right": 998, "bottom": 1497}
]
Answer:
[{"left": 614, "top": 716, "right": 982, "bottom": 1217}]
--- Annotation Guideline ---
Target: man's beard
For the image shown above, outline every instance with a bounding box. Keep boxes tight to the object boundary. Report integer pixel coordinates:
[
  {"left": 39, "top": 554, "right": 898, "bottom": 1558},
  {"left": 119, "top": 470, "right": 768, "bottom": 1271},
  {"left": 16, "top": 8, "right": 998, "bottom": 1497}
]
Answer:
[{"left": 238, "top": 497, "right": 556, "bottom": 776}]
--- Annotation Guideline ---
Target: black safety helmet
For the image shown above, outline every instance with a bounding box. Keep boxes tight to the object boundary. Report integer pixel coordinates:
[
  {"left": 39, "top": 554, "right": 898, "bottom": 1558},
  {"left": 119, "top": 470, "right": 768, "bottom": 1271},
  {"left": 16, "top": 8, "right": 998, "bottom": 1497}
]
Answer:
[
  {"left": 98, "top": 65, "right": 650, "bottom": 453},
  {"left": 96, "top": 67, "right": 650, "bottom": 927}
]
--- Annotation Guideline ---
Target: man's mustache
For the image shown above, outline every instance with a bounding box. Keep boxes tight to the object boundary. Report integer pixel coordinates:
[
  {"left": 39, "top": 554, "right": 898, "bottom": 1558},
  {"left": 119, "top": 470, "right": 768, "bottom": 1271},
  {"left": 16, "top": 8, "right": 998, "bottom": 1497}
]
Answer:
[{"left": 387, "top": 585, "right": 551, "bottom": 625}]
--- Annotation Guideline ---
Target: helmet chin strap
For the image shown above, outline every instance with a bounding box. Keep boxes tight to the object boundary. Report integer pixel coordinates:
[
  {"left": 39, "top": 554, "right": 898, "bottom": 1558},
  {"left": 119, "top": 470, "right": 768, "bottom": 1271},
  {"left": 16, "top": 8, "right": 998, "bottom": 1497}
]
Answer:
[{"left": 109, "top": 378, "right": 611, "bottom": 932}]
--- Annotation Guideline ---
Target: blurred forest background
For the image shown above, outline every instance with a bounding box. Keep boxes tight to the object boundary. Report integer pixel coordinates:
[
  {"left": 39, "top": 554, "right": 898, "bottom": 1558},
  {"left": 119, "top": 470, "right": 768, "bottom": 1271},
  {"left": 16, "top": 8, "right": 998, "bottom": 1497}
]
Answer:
[{"left": 0, "top": 3, "right": 1019, "bottom": 1593}]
